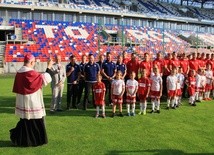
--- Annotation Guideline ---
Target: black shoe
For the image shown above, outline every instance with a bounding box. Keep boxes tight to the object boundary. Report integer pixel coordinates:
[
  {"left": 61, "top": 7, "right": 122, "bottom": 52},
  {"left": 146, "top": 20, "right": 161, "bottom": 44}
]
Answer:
[
  {"left": 157, "top": 110, "right": 160, "bottom": 113},
  {"left": 172, "top": 106, "right": 176, "bottom": 109},
  {"left": 95, "top": 114, "right": 99, "bottom": 118},
  {"left": 150, "top": 110, "right": 154, "bottom": 113},
  {"left": 166, "top": 107, "right": 169, "bottom": 110},
  {"left": 192, "top": 103, "right": 197, "bottom": 106},
  {"left": 102, "top": 114, "right": 106, "bottom": 118},
  {"left": 72, "top": 105, "right": 78, "bottom": 109},
  {"left": 82, "top": 104, "right": 87, "bottom": 110},
  {"left": 111, "top": 113, "right": 115, "bottom": 118},
  {"left": 119, "top": 113, "right": 124, "bottom": 117},
  {"left": 56, "top": 109, "right": 63, "bottom": 112}
]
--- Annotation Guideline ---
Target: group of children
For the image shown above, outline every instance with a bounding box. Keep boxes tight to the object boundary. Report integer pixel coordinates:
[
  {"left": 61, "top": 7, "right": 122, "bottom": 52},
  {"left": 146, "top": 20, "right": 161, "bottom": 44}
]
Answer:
[
  {"left": 92, "top": 63, "right": 214, "bottom": 118},
  {"left": 187, "top": 64, "right": 214, "bottom": 105}
]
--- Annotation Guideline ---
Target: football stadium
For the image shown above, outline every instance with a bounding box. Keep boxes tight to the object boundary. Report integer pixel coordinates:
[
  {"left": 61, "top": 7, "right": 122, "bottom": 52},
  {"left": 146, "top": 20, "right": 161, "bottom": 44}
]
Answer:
[{"left": 0, "top": 0, "right": 214, "bottom": 154}]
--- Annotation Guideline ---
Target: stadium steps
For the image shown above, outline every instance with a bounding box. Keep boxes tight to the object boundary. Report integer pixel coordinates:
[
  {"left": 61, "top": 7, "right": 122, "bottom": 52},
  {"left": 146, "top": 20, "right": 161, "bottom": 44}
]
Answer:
[
  {"left": 99, "top": 30, "right": 110, "bottom": 41},
  {"left": 178, "top": 34, "right": 192, "bottom": 44},
  {"left": 186, "top": 35, "right": 204, "bottom": 47}
]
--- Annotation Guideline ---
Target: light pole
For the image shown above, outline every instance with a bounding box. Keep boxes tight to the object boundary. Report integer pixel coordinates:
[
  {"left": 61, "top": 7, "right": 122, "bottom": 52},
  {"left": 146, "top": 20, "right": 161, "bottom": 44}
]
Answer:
[
  {"left": 196, "top": 26, "right": 199, "bottom": 52},
  {"left": 97, "top": 17, "right": 102, "bottom": 54},
  {"left": 121, "top": 15, "right": 124, "bottom": 51},
  {"left": 162, "top": 22, "right": 165, "bottom": 54}
]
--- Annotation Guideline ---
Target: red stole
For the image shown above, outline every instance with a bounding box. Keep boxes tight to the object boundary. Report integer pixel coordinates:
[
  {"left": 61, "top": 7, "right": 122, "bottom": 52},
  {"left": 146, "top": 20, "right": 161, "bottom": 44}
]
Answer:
[{"left": 13, "top": 70, "right": 43, "bottom": 95}]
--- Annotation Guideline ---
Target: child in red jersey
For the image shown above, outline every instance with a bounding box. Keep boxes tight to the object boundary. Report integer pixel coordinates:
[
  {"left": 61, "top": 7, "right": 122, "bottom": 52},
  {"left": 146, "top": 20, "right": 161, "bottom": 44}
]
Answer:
[
  {"left": 126, "top": 71, "right": 138, "bottom": 116},
  {"left": 186, "top": 69, "right": 196, "bottom": 106},
  {"left": 138, "top": 69, "right": 151, "bottom": 115},
  {"left": 93, "top": 74, "right": 106, "bottom": 118},
  {"left": 111, "top": 71, "right": 125, "bottom": 117}
]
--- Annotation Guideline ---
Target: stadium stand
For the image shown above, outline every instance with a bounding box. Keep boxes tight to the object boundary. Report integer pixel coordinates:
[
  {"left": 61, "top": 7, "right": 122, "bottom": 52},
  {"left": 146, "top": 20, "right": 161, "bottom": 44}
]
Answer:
[
  {"left": 4, "top": 19, "right": 191, "bottom": 62},
  {"left": 1, "top": 0, "right": 214, "bottom": 20},
  {"left": 0, "top": 1, "right": 213, "bottom": 74}
]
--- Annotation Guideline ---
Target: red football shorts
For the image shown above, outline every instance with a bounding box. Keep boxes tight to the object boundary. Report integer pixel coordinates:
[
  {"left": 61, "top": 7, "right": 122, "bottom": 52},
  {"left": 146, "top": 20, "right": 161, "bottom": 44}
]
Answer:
[
  {"left": 112, "top": 95, "right": 123, "bottom": 105},
  {"left": 168, "top": 90, "right": 176, "bottom": 98},
  {"left": 126, "top": 95, "right": 136, "bottom": 103},
  {"left": 150, "top": 90, "right": 161, "bottom": 99}
]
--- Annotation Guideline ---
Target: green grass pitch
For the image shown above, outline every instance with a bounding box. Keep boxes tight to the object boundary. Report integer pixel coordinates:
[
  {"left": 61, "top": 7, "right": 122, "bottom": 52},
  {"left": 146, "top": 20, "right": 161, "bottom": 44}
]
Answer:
[{"left": 0, "top": 74, "right": 214, "bottom": 155}]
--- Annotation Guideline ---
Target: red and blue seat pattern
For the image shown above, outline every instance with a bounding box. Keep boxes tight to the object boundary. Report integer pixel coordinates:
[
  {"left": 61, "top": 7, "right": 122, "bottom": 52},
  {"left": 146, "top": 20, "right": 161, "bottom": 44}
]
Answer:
[{"left": 5, "top": 19, "right": 189, "bottom": 62}]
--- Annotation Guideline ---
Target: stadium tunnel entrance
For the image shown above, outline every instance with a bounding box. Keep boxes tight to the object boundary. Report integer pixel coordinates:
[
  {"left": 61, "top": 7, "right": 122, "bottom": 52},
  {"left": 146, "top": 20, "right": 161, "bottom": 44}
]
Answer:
[{"left": 0, "top": 27, "right": 15, "bottom": 42}]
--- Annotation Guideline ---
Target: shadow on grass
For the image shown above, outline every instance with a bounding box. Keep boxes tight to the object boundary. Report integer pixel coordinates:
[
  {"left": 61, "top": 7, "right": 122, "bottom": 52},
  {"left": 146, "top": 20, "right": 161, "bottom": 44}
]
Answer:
[
  {"left": 105, "top": 149, "right": 213, "bottom": 155},
  {"left": 45, "top": 102, "right": 120, "bottom": 118},
  {"left": 46, "top": 109, "right": 97, "bottom": 118},
  {"left": 0, "top": 97, "right": 15, "bottom": 108},
  {"left": 0, "top": 96, "right": 15, "bottom": 114},
  {"left": 0, "top": 94, "right": 198, "bottom": 116},
  {"left": 45, "top": 107, "right": 117, "bottom": 118},
  {"left": 0, "top": 107, "right": 14, "bottom": 114},
  {"left": 0, "top": 140, "right": 14, "bottom": 148},
  {"left": 0, "top": 94, "right": 52, "bottom": 114},
  {"left": 44, "top": 100, "right": 194, "bottom": 118}
]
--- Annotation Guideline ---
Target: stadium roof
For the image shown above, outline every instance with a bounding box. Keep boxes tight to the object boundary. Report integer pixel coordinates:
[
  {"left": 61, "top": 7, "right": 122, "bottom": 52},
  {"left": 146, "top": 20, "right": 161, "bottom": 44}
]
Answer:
[
  {"left": 160, "top": 0, "right": 214, "bottom": 8},
  {"left": 183, "top": 0, "right": 214, "bottom": 8},
  {"left": 183, "top": 0, "right": 214, "bottom": 4},
  {"left": 191, "top": 0, "right": 213, "bottom": 2}
]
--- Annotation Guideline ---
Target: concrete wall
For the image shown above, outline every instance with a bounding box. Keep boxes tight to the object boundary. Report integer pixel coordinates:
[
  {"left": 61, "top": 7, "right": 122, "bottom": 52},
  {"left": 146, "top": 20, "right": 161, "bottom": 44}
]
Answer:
[{"left": 4, "top": 62, "right": 69, "bottom": 73}]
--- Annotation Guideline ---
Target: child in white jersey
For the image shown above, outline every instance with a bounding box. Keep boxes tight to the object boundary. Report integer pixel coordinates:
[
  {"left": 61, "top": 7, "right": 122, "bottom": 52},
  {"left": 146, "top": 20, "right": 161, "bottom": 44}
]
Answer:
[
  {"left": 126, "top": 71, "right": 138, "bottom": 116},
  {"left": 196, "top": 69, "right": 206, "bottom": 102},
  {"left": 176, "top": 67, "right": 185, "bottom": 106},
  {"left": 166, "top": 67, "right": 178, "bottom": 109},
  {"left": 195, "top": 69, "right": 202, "bottom": 102},
  {"left": 150, "top": 67, "right": 163, "bottom": 113},
  {"left": 111, "top": 71, "right": 125, "bottom": 117},
  {"left": 200, "top": 69, "right": 206, "bottom": 101},
  {"left": 204, "top": 64, "right": 213, "bottom": 100}
]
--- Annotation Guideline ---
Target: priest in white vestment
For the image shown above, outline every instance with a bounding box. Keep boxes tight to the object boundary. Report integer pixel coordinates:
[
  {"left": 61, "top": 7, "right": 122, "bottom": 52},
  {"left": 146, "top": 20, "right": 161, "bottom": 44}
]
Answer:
[{"left": 10, "top": 53, "right": 53, "bottom": 147}]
